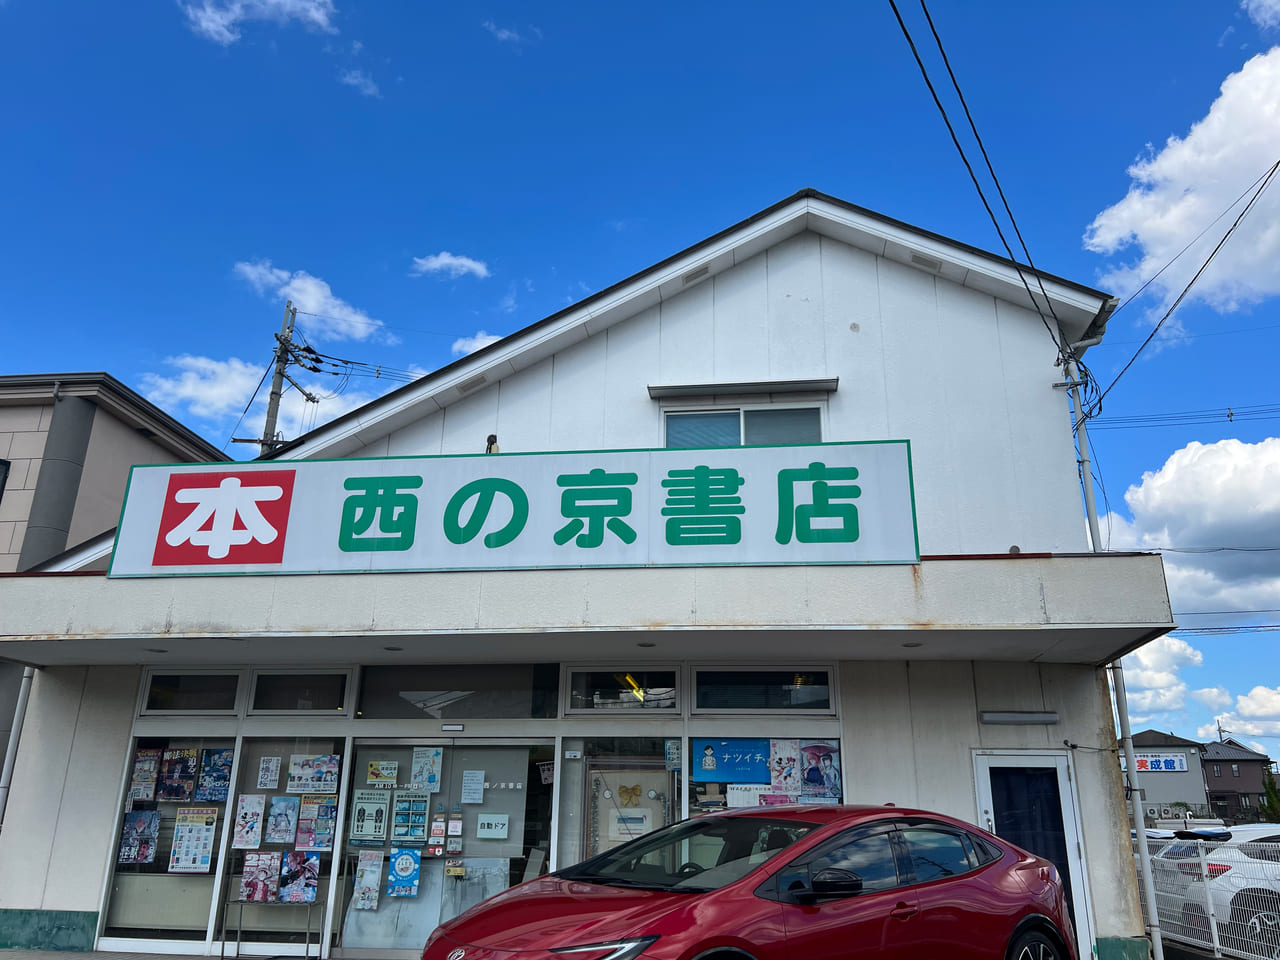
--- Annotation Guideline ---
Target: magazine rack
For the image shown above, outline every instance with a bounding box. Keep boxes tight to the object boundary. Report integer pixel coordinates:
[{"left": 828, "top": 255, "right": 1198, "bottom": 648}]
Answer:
[{"left": 219, "top": 898, "right": 322, "bottom": 960}]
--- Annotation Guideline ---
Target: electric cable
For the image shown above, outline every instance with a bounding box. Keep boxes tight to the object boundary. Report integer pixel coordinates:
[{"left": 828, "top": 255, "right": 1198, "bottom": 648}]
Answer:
[{"left": 221, "top": 363, "right": 272, "bottom": 453}]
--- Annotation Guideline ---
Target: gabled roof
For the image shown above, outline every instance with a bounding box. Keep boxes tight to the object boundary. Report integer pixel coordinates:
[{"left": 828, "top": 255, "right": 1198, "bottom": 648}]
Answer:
[
  {"left": 268, "top": 188, "right": 1117, "bottom": 462},
  {"left": 1203, "top": 740, "right": 1272, "bottom": 762},
  {"left": 1132, "top": 729, "right": 1202, "bottom": 748}
]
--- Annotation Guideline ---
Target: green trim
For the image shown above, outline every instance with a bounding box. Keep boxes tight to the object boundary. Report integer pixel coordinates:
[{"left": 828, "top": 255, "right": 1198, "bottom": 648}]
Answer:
[
  {"left": 1095, "top": 936, "right": 1150, "bottom": 960},
  {"left": 0, "top": 908, "right": 98, "bottom": 951}
]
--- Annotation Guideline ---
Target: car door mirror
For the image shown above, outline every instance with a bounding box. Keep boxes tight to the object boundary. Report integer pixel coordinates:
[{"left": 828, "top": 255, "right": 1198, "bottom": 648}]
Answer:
[{"left": 794, "top": 867, "right": 864, "bottom": 902}]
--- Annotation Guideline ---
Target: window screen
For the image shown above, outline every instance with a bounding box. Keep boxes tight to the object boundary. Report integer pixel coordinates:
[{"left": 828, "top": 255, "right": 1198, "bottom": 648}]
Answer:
[
  {"left": 666, "top": 412, "right": 740, "bottom": 449},
  {"left": 743, "top": 408, "right": 821, "bottom": 445},
  {"left": 666, "top": 408, "right": 821, "bottom": 449}
]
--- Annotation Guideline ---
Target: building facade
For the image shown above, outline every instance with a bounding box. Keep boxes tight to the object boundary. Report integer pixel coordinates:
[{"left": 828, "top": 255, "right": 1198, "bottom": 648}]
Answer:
[
  {"left": 1126, "top": 730, "right": 1211, "bottom": 821},
  {"left": 1203, "top": 740, "right": 1275, "bottom": 822},
  {"left": 0, "top": 191, "right": 1172, "bottom": 959}
]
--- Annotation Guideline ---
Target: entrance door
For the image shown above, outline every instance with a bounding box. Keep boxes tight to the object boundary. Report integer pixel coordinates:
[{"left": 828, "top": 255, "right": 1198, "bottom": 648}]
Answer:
[{"left": 973, "top": 752, "right": 1092, "bottom": 953}]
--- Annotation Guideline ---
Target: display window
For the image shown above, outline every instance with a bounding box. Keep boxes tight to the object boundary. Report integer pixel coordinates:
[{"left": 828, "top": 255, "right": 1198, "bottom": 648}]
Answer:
[
  {"left": 689, "top": 736, "right": 842, "bottom": 813},
  {"left": 333, "top": 741, "right": 554, "bottom": 951},
  {"left": 213, "top": 736, "right": 345, "bottom": 951},
  {"left": 104, "top": 736, "right": 237, "bottom": 940}
]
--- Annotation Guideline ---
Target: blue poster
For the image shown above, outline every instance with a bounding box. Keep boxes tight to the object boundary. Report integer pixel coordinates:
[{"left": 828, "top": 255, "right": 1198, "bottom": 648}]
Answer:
[
  {"left": 386, "top": 848, "right": 421, "bottom": 897},
  {"left": 691, "top": 738, "right": 771, "bottom": 783}
]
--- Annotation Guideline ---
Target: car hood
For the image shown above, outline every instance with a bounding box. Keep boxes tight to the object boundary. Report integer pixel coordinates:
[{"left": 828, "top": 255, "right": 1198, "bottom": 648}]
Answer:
[{"left": 440, "top": 875, "right": 696, "bottom": 950}]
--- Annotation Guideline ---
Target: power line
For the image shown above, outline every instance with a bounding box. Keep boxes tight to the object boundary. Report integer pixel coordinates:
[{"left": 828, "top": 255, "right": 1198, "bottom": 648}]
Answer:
[{"left": 1092, "top": 402, "right": 1280, "bottom": 430}]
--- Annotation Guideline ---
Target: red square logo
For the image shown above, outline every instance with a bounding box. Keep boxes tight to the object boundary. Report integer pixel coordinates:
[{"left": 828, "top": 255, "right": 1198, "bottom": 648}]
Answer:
[{"left": 152, "top": 470, "right": 296, "bottom": 566}]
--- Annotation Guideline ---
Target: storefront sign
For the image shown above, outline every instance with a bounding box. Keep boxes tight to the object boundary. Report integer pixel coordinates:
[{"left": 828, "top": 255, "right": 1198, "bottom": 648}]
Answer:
[
  {"left": 108, "top": 442, "right": 917, "bottom": 576},
  {"left": 1120, "top": 752, "right": 1190, "bottom": 772}
]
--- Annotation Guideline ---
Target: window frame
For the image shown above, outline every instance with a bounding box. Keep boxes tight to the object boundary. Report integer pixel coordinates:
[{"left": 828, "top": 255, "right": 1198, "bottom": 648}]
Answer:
[
  {"left": 1233, "top": 763, "right": 1241, "bottom": 777},
  {"left": 247, "top": 667, "right": 356, "bottom": 718},
  {"left": 137, "top": 667, "right": 247, "bottom": 717},
  {"left": 0, "top": 458, "right": 9, "bottom": 509},
  {"left": 562, "top": 664, "right": 681, "bottom": 716},
  {"left": 895, "top": 821, "right": 985, "bottom": 884},
  {"left": 689, "top": 664, "right": 838, "bottom": 717},
  {"left": 662, "top": 401, "right": 827, "bottom": 449},
  {"left": 1213, "top": 764, "right": 1222, "bottom": 778},
  {"left": 778, "top": 819, "right": 905, "bottom": 902}
]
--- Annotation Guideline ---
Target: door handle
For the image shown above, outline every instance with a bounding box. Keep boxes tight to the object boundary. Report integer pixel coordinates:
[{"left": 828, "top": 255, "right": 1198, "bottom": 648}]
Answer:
[{"left": 889, "top": 902, "right": 918, "bottom": 920}]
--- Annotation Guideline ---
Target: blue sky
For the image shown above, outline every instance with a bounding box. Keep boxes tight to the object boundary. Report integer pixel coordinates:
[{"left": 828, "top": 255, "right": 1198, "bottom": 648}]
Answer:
[{"left": 3, "top": 0, "right": 1280, "bottom": 752}]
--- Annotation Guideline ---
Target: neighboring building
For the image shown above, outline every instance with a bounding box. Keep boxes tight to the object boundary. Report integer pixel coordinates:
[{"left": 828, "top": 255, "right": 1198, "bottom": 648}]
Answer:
[
  {"left": 0, "top": 191, "right": 1173, "bottom": 959},
  {"left": 1202, "top": 739, "right": 1274, "bottom": 823},
  {"left": 1125, "top": 730, "right": 1211, "bottom": 821}
]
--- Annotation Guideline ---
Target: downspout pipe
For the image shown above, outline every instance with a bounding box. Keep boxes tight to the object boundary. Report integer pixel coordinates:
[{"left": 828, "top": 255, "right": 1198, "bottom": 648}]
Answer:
[{"left": 0, "top": 666, "right": 36, "bottom": 833}]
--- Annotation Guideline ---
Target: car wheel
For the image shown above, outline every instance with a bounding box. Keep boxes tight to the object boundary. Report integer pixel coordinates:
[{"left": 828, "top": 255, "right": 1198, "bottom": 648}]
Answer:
[
  {"left": 1008, "top": 929, "right": 1061, "bottom": 960},
  {"left": 1241, "top": 899, "right": 1280, "bottom": 959}
]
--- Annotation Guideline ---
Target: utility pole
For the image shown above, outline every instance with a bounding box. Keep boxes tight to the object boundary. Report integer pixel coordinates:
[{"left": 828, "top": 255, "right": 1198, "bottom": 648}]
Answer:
[{"left": 261, "top": 300, "right": 297, "bottom": 457}]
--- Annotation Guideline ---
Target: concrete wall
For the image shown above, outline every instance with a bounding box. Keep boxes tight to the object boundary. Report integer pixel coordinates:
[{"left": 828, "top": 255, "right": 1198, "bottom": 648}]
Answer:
[
  {"left": 0, "top": 401, "right": 52, "bottom": 573},
  {"left": 70, "top": 409, "right": 177, "bottom": 549},
  {"left": 377, "top": 233, "right": 1086, "bottom": 556}
]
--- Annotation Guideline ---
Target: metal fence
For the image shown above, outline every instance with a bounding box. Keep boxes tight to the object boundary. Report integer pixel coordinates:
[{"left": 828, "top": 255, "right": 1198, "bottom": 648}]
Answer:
[{"left": 1136, "top": 837, "right": 1280, "bottom": 959}]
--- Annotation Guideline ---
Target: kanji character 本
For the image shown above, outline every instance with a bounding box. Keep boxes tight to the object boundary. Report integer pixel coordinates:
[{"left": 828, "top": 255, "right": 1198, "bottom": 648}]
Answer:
[
  {"left": 338, "top": 476, "right": 423, "bottom": 552},
  {"left": 164, "top": 476, "right": 284, "bottom": 559},
  {"left": 443, "top": 478, "right": 529, "bottom": 548},
  {"left": 775, "top": 461, "right": 861, "bottom": 544},
  {"left": 554, "top": 468, "right": 638, "bottom": 547},
  {"left": 661, "top": 466, "right": 745, "bottom": 545}
]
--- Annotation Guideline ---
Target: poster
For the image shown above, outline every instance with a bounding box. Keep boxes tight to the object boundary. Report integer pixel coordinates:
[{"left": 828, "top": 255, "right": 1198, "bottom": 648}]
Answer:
[
  {"left": 386, "top": 848, "right": 420, "bottom": 897},
  {"left": 726, "top": 784, "right": 773, "bottom": 808},
  {"left": 168, "top": 806, "right": 218, "bottom": 873},
  {"left": 157, "top": 748, "right": 199, "bottom": 801},
  {"left": 287, "top": 754, "right": 340, "bottom": 794},
  {"left": 128, "top": 747, "right": 162, "bottom": 801},
  {"left": 475, "top": 813, "right": 509, "bottom": 840},
  {"left": 195, "top": 747, "right": 234, "bottom": 802},
  {"left": 691, "top": 738, "right": 770, "bottom": 783},
  {"left": 769, "top": 739, "right": 802, "bottom": 793},
  {"left": 608, "top": 809, "right": 651, "bottom": 841},
  {"left": 240, "top": 851, "right": 281, "bottom": 902},
  {"left": 460, "top": 770, "right": 485, "bottom": 804},
  {"left": 367, "top": 760, "right": 398, "bottom": 785},
  {"left": 296, "top": 794, "right": 337, "bottom": 851},
  {"left": 411, "top": 746, "right": 443, "bottom": 792},
  {"left": 279, "top": 850, "right": 320, "bottom": 902},
  {"left": 392, "top": 791, "right": 430, "bottom": 843},
  {"left": 350, "top": 789, "right": 390, "bottom": 842},
  {"left": 352, "top": 850, "right": 382, "bottom": 910},
  {"left": 118, "top": 810, "right": 161, "bottom": 864},
  {"left": 257, "top": 757, "right": 281, "bottom": 789},
  {"left": 232, "top": 794, "right": 266, "bottom": 849},
  {"left": 799, "top": 739, "right": 842, "bottom": 798},
  {"left": 265, "top": 795, "right": 300, "bottom": 844}
]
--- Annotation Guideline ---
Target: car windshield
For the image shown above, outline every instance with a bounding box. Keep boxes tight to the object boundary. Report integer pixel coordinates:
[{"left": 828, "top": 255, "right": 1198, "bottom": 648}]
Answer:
[{"left": 558, "top": 816, "right": 814, "bottom": 892}]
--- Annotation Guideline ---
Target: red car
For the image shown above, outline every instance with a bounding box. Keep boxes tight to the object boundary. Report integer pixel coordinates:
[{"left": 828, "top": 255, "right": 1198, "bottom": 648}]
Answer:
[{"left": 422, "top": 804, "right": 1077, "bottom": 960}]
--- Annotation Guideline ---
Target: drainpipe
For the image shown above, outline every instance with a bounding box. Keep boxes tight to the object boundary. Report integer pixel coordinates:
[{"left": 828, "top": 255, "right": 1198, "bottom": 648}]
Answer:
[
  {"left": 0, "top": 666, "right": 36, "bottom": 832},
  {"left": 1067, "top": 335, "right": 1167, "bottom": 960}
]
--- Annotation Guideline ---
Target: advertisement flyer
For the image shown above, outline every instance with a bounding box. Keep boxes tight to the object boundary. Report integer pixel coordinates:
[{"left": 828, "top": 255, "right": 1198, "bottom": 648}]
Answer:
[
  {"left": 168, "top": 807, "right": 218, "bottom": 873},
  {"left": 799, "top": 739, "right": 842, "bottom": 799},
  {"left": 691, "top": 738, "right": 770, "bottom": 784},
  {"left": 257, "top": 757, "right": 281, "bottom": 789},
  {"left": 278, "top": 851, "right": 319, "bottom": 902},
  {"left": 232, "top": 794, "right": 266, "bottom": 849},
  {"left": 350, "top": 789, "right": 390, "bottom": 842},
  {"left": 392, "top": 791, "right": 430, "bottom": 843},
  {"left": 460, "top": 770, "right": 485, "bottom": 804},
  {"left": 386, "top": 848, "right": 420, "bottom": 898},
  {"left": 768, "top": 739, "right": 802, "bottom": 793},
  {"left": 295, "top": 794, "right": 336, "bottom": 851},
  {"left": 366, "top": 760, "right": 398, "bottom": 785},
  {"left": 287, "top": 754, "right": 340, "bottom": 794},
  {"left": 128, "top": 748, "right": 162, "bottom": 801},
  {"left": 352, "top": 851, "right": 383, "bottom": 910},
  {"left": 240, "top": 851, "right": 281, "bottom": 902},
  {"left": 410, "top": 747, "right": 443, "bottom": 792},
  {"left": 265, "top": 795, "right": 300, "bottom": 844},
  {"left": 118, "top": 810, "right": 161, "bottom": 864},
  {"left": 157, "top": 748, "right": 199, "bottom": 802},
  {"left": 195, "top": 747, "right": 234, "bottom": 803}
]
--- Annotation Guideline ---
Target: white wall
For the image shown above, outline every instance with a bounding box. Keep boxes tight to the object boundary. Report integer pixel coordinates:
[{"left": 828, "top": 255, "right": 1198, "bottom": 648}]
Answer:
[{"left": 381, "top": 232, "right": 1086, "bottom": 555}]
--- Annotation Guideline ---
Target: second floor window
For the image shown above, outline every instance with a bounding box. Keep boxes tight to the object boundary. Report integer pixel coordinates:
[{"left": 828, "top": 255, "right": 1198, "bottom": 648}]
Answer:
[
  {"left": 666, "top": 408, "right": 821, "bottom": 448},
  {"left": 1233, "top": 764, "right": 1241, "bottom": 777}
]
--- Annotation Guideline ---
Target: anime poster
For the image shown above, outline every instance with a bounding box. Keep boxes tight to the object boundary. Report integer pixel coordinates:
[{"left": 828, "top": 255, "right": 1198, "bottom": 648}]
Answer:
[
  {"left": 296, "top": 794, "right": 337, "bottom": 851},
  {"left": 352, "top": 850, "right": 383, "bottom": 910},
  {"left": 232, "top": 794, "right": 266, "bottom": 849},
  {"left": 168, "top": 807, "right": 218, "bottom": 873},
  {"left": 386, "top": 848, "right": 420, "bottom": 898},
  {"left": 240, "top": 851, "right": 281, "bottom": 902},
  {"left": 366, "top": 760, "right": 398, "bottom": 785},
  {"left": 264, "top": 795, "right": 300, "bottom": 844},
  {"left": 768, "top": 739, "right": 802, "bottom": 794},
  {"left": 128, "top": 747, "right": 162, "bottom": 801},
  {"left": 799, "top": 739, "right": 842, "bottom": 798},
  {"left": 278, "top": 850, "right": 320, "bottom": 902},
  {"left": 195, "top": 747, "right": 234, "bottom": 802},
  {"left": 410, "top": 746, "right": 443, "bottom": 792},
  {"left": 350, "top": 789, "right": 389, "bottom": 842},
  {"left": 257, "top": 756, "right": 281, "bottom": 789},
  {"left": 392, "top": 791, "right": 430, "bottom": 843},
  {"left": 287, "top": 754, "right": 340, "bottom": 794},
  {"left": 157, "top": 748, "right": 199, "bottom": 801},
  {"left": 118, "top": 810, "right": 161, "bottom": 864}
]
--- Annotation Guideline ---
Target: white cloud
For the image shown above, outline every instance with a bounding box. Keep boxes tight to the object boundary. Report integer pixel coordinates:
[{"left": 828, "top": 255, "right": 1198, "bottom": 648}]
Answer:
[
  {"left": 451, "top": 331, "right": 501, "bottom": 356},
  {"left": 410, "top": 252, "right": 490, "bottom": 279},
  {"left": 1239, "top": 686, "right": 1280, "bottom": 718},
  {"left": 1121, "top": 634, "right": 1206, "bottom": 716},
  {"left": 179, "top": 0, "right": 337, "bottom": 46},
  {"left": 481, "top": 19, "right": 542, "bottom": 47},
  {"left": 1192, "top": 687, "right": 1234, "bottom": 710},
  {"left": 339, "top": 68, "right": 379, "bottom": 98},
  {"left": 1198, "top": 716, "right": 1280, "bottom": 740},
  {"left": 498, "top": 289, "right": 517, "bottom": 314},
  {"left": 234, "top": 259, "right": 389, "bottom": 343},
  {"left": 1105, "top": 437, "right": 1280, "bottom": 612},
  {"left": 1084, "top": 48, "right": 1280, "bottom": 314},
  {"left": 1243, "top": 0, "right": 1280, "bottom": 29}
]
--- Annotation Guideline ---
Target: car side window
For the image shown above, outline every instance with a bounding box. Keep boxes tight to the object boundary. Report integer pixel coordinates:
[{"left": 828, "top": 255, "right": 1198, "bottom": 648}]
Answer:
[
  {"left": 808, "top": 831, "right": 902, "bottom": 894},
  {"left": 899, "top": 827, "right": 975, "bottom": 882}
]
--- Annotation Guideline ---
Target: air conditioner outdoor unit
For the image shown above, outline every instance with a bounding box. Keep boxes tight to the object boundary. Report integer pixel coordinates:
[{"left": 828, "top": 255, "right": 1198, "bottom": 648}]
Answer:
[
  {"left": 1161, "top": 807, "right": 1173, "bottom": 818},
  {"left": 1146, "top": 806, "right": 1159, "bottom": 817}
]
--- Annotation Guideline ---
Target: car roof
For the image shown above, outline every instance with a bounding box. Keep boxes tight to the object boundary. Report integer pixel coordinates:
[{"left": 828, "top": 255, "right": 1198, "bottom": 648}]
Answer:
[{"left": 706, "top": 803, "right": 971, "bottom": 828}]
